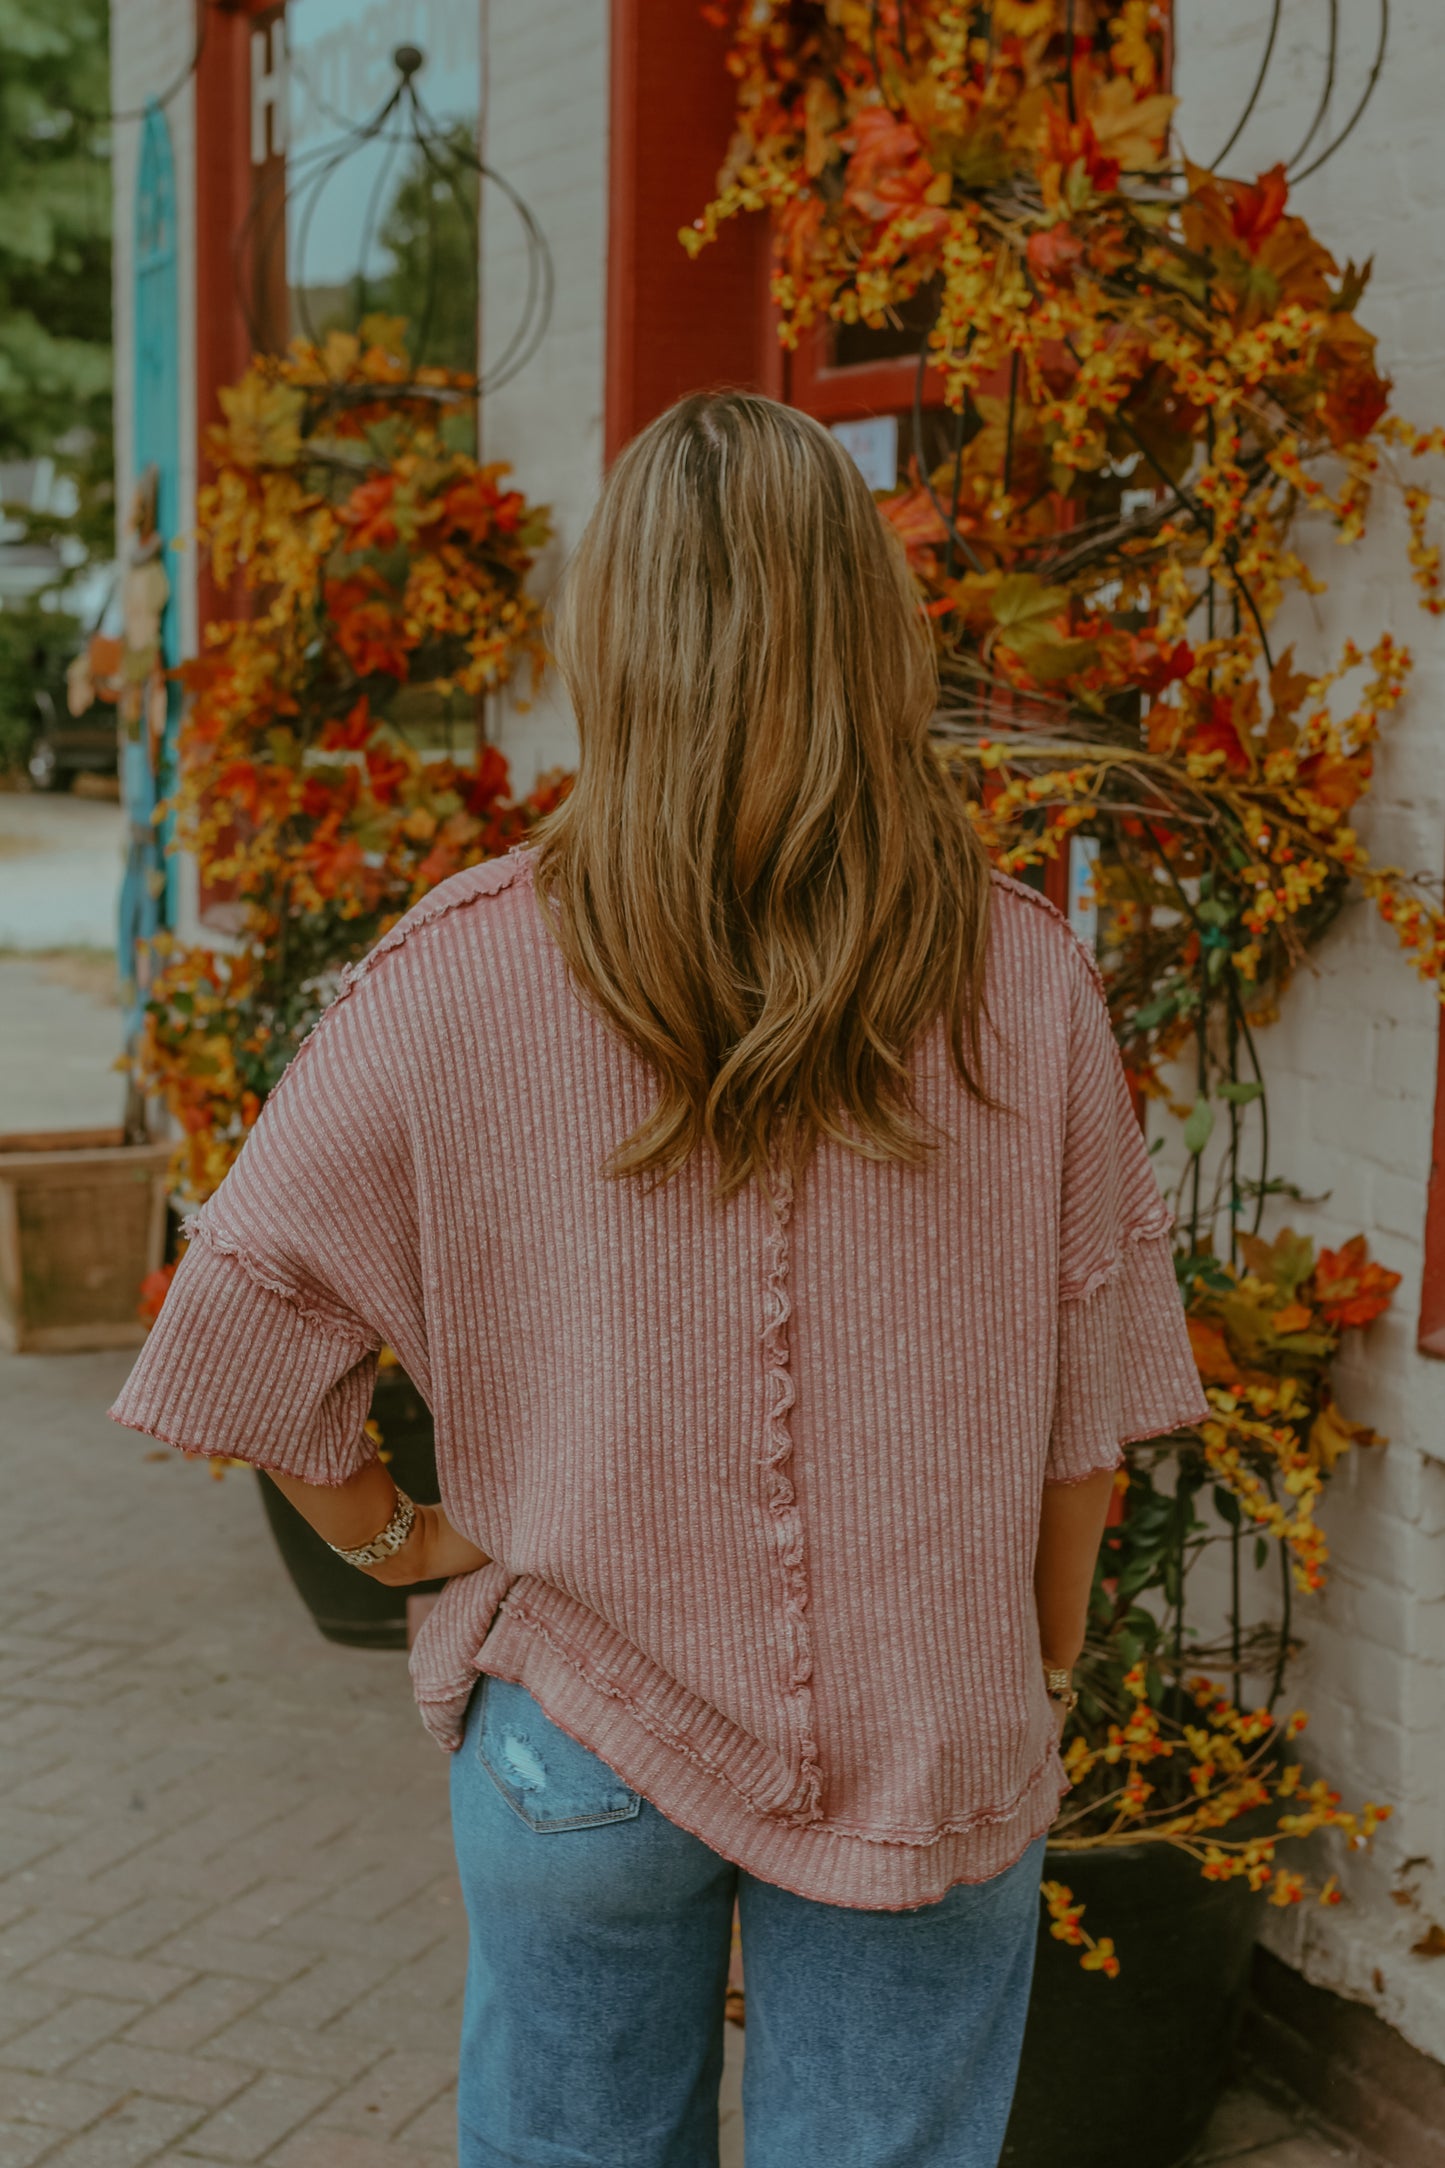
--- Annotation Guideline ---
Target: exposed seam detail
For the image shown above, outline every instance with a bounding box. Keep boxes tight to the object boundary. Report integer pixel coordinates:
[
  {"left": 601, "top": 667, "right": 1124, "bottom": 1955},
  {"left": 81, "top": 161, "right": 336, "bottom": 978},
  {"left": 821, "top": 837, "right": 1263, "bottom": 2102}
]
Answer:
[
  {"left": 421, "top": 1632, "right": 1067, "bottom": 1849},
  {"left": 498, "top": 1599, "right": 806, "bottom": 1821},
  {"left": 337, "top": 845, "right": 532, "bottom": 1002},
  {"left": 180, "top": 1215, "right": 379, "bottom": 1347},
  {"left": 990, "top": 868, "right": 1109, "bottom": 1000},
  {"left": 1059, "top": 1218, "right": 1176, "bottom": 1305},
  {"left": 807, "top": 1737, "right": 1069, "bottom": 1848},
  {"left": 761, "top": 1161, "right": 824, "bottom": 1827},
  {"left": 268, "top": 849, "right": 533, "bottom": 1110}
]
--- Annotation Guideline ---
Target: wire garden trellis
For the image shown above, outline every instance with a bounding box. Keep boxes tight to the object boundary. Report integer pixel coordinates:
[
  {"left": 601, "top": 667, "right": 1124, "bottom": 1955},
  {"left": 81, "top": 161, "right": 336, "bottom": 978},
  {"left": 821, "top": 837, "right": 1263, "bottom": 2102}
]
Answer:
[
  {"left": 837, "top": 3, "right": 1399, "bottom": 1716},
  {"left": 235, "top": 39, "right": 554, "bottom": 398}
]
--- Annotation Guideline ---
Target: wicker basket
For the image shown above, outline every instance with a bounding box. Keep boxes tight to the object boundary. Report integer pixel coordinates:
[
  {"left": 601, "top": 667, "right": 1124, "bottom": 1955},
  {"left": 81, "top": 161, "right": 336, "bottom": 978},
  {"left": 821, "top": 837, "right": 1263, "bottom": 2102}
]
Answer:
[{"left": 0, "top": 1127, "right": 171, "bottom": 1354}]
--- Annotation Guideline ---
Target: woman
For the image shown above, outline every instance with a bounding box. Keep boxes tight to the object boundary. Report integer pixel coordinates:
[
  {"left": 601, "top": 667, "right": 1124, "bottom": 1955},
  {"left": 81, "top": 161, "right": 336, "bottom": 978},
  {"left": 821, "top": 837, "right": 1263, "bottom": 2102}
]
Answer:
[{"left": 114, "top": 392, "right": 1205, "bottom": 2168}]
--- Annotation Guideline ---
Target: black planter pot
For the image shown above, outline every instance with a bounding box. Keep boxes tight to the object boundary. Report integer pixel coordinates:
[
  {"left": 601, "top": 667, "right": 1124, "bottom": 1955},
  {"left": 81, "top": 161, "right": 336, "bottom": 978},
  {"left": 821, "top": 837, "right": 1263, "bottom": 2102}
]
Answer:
[
  {"left": 256, "top": 1370, "right": 444, "bottom": 1649},
  {"left": 1002, "top": 1838, "right": 1260, "bottom": 2168}
]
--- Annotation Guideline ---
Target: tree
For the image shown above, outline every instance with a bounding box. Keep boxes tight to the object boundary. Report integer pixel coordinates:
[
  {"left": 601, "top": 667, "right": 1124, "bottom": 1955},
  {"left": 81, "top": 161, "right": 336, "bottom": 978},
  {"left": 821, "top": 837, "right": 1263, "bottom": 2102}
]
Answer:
[
  {"left": 0, "top": 0, "right": 112, "bottom": 513},
  {"left": 375, "top": 125, "right": 481, "bottom": 380},
  {"left": 0, "top": 0, "right": 113, "bottom": 769}
]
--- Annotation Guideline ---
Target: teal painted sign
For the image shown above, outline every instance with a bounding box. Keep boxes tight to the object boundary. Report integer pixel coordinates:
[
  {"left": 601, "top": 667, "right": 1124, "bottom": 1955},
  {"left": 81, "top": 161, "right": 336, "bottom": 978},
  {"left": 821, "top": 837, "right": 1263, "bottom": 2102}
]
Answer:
[{"left": 121, "top": 104, "right": 182, "bottom": 1035}]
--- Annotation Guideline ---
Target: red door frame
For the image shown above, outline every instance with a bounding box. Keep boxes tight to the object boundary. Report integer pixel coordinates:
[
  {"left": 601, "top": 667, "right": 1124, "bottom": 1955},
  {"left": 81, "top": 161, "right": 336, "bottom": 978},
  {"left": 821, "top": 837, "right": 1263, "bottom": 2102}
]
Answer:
[{"left": 606, "top": 0, "right": 781, "bottom": 461}]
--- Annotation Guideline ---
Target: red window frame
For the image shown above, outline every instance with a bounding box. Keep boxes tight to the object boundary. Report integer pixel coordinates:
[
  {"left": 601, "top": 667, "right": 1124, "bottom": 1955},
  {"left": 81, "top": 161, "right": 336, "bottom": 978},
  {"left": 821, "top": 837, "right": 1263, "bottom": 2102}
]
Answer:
[
  {"left": 1421, "top": 1019, "right": 1445, "bottom": 1357},
  {"left": 190, "top": 0, "right": 287, "bottom": 927},
  {"left": 194, "top": 0, "right": 286, "bottom": 636}
]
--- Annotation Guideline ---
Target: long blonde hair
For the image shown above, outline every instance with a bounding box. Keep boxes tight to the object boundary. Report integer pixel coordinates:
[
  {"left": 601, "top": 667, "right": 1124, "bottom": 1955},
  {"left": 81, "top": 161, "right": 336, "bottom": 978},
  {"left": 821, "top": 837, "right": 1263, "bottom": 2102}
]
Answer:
[{"left": 535, "top": 390, "right": 993, "bottom": 1198}]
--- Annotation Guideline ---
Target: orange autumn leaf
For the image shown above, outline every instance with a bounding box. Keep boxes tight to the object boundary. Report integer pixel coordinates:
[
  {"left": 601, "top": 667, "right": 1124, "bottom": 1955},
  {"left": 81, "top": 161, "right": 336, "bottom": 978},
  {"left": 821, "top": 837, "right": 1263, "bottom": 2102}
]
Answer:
[
  {"left": 1228, "top": 163, "right": 1288, "bottom": 254},
  {"left": 1311, "top": 1238, "right": 1402, "bottom": 1331},
  {"left": 440, "top": 471, "right": 523, "bottom": 546},
  {"left": 1271, "top": 1302, "right": 1315, "bottom": 1335},
  {"left": 1191, "top": 695, "right": 1254, "bottom": 777},
  {"left": 877, "top": 480, "right": 950, "bottom": 575},
  {"left": 844, "top": 107, "right": 950, "bottom": 225},
  {"left": 1294, "top": 743, "right": 1372, "bottom": 816},
  {"left": 339, "top": 475, "right": 400, "bottom": 551},
  {"left": 1026, "top": 224, "right": 1086, "bottom": 289},
  {"left": 318, "top": 696, "right": 374, "bottom": 752},
  {"left": 1187, "top": 1315, "right": 1240, "bottom": 1385},
  {"left": 326, "top": 576, "right": 416, "bottom": 679},
  {"left": 137, "top": 1262, "right": 178, "bottom": 1327},
  {"left": 1042, "top": 105, "right": 1120, "bottom": 195}
]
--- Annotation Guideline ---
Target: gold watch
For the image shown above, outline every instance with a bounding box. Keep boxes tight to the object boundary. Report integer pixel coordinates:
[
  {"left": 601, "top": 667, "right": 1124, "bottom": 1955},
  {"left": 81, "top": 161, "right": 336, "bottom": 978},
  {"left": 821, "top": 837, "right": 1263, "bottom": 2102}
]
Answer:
[
  {"left": 326, "top": 1487, "right": 417, "bottom": 1568},
  {"left": 1044, "top": 1665, "right": 1079, "bottom": 1714}
]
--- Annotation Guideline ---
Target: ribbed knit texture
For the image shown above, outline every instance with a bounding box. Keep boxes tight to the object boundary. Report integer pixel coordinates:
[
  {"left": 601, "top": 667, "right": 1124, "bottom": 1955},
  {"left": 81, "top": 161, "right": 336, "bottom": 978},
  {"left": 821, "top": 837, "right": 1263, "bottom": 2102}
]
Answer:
[{"left": 111, "top": 848, "right": 1207, "bottom": 1909}]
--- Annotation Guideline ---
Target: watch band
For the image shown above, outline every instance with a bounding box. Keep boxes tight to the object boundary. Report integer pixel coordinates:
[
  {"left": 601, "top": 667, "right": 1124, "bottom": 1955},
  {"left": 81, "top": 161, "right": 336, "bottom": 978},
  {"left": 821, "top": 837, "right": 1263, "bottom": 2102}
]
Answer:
[
  {"left": 326, "top": 1487, "right": 417, "bottom": 1568},
  {"left": 1044, "top": 1665, "right": 1079, "bottom": 1713}
]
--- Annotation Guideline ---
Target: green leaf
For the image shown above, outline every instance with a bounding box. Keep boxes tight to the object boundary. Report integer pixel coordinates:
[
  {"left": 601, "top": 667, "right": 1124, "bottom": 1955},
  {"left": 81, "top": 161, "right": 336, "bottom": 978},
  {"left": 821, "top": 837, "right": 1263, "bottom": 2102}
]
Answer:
[
  {"left": 1212, "top": 1484, "right": 1242, "bottom": 1528},
  {"left": 999, "top": 624, "right": 1100, "bottom": 682},
  {"left": 1117, "top": 1554, "right": 1166, "bottom": 1601},
  {"left": 1253, "top": 1536, "right": 1269, "bottom": 1571},
  {"left": 1183, "top": 1096, "right": 1215, "bottom": 1155},
  {"left": 990, "top": 573, "right": 1072, "bottom": 629},
  {"left": 1217, "top": 1080, "right": 1264, "bottom": 1105}
]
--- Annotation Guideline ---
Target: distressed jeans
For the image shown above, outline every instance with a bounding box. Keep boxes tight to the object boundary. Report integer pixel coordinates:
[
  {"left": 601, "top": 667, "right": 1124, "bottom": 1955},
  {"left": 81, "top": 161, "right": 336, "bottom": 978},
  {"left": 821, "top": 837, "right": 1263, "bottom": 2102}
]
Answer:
[{"left": 449, "top": 1676, "right": 1046, "bottom": 2168}]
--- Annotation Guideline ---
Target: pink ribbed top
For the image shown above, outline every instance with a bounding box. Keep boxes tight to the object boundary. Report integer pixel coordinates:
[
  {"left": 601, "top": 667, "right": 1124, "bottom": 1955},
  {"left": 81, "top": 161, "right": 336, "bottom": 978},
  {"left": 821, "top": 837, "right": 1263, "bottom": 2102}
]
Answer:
[{"left": 112, "top": 848, "right": 1206, "bottom": 1908}]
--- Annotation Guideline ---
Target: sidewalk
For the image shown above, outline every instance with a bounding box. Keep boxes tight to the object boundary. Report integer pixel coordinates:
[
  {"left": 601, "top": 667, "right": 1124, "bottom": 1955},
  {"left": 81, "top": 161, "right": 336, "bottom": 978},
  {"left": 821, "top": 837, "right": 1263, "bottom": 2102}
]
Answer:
[
  {"left": 0, "top": 1348, "right": 1371, "bottom": 2166},
  {"left": 0, "top": 792, "right": 125, "bottom": 954},
  {"left": 0, "top": 958, "right": 125, "bottom": 1136},
  {"left": 0, "top": 786, "right": 127, "bottom": 1138}
]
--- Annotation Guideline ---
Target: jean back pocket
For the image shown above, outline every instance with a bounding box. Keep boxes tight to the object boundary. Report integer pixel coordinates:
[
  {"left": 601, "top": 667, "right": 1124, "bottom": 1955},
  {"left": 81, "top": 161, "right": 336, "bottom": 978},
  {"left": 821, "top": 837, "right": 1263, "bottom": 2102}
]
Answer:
[{"left": 476, "top": 1676, "right": 642, "bottom": 1833}]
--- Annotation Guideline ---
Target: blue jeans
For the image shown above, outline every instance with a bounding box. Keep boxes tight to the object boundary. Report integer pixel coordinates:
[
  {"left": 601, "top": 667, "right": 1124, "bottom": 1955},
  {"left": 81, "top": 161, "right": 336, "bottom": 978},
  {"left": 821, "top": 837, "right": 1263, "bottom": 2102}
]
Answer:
[{"left": 449, "top": 1676, "right": 1046, "bottom": 2167}]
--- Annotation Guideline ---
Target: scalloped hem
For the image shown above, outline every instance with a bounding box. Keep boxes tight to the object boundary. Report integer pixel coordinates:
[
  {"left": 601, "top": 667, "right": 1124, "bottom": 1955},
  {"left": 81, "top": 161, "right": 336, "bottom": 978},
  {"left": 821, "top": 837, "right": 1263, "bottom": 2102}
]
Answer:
[{"left": 465, "top": 1605, "right": 1073, "bottom": 1910}]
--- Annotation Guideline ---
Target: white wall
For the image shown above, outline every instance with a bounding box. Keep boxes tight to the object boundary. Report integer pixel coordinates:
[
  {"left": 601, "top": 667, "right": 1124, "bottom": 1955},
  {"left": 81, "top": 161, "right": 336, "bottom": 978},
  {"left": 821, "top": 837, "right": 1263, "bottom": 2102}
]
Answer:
[
  {"left": 477, "top": 0, "right": 609, "bottom": 786},
  {"left": 1174, "top": 0, "right": 1445, "bottom": 2062}
]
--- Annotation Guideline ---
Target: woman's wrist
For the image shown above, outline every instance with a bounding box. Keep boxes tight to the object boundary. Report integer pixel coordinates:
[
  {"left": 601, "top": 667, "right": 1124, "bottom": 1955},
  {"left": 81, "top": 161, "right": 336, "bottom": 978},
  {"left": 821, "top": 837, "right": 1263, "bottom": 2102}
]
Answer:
[
  {"left": 359, "top": 1500, "right": 431, "bottom": 1585},
  {"left": 325, "top": 1485, "right": 417, "bottom": 1570},
  {"left": 363, "top": 1501, "right": 492, "bottom": 1587},
  {"left": 1043, "top": 1661, "right": 1079, "bottom": 1714}
]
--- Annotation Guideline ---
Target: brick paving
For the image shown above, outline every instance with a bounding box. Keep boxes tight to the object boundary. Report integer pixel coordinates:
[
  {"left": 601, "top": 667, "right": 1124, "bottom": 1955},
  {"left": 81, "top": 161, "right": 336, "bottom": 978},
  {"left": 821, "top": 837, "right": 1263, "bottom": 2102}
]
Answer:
[{"left": 0, "top": 1347, "right": 1375, "bottom": 2166}]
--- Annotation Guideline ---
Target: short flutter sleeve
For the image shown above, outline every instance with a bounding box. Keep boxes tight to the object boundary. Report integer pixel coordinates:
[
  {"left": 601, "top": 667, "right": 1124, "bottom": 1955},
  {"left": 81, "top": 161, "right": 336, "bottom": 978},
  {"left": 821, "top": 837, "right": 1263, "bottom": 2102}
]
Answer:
[
  {"left": 110, "top": 957, "right": 426, "bottom": 1486},
  {"left": 1047, "top": 940, "right": 1208, "bottom": 1484}
]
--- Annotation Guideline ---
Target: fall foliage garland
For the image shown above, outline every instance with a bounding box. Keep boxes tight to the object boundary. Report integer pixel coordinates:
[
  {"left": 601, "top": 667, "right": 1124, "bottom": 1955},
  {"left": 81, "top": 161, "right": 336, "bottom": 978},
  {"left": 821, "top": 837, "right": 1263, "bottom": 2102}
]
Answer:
[
  {"left": 133, "top": 321, "right": 565, "bottom": 1205},
  {"left": 688, "top": 0, "right": 1430, "bottom": 1956}
]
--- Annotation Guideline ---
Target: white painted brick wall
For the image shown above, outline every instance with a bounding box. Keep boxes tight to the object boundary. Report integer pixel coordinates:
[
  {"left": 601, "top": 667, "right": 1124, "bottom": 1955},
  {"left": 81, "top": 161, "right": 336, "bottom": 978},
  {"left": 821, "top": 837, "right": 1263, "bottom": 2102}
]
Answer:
[
  {"left": 477, "top": 0, "right": 608, "bottom": 786},
  {"left": 110, "top": 0, "right": 202, "bottom": 939},
  {"left": 1177, "top": 3, "right": 1445, "bottom": 2062}
]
